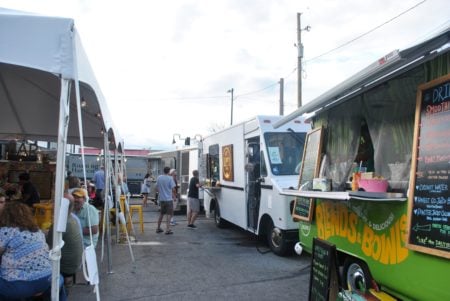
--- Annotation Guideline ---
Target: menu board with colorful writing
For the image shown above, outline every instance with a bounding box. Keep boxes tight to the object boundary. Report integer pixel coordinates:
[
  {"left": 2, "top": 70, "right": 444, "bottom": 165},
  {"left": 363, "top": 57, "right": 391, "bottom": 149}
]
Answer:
[
  {"left": 308, "top": 238, "right": 338, "bottom": 301},
  {"left": 407, "top": 74, "right": 450, "bottom": 259},
  {"left": 292, "top": 197, "right": 314, "bottom": 222}
]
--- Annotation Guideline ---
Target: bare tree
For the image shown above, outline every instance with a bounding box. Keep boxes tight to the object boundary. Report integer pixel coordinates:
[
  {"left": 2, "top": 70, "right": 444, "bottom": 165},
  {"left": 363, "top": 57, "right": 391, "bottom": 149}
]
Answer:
[{"left": 207, "top": 122, "right": 227, "bottom": 134}]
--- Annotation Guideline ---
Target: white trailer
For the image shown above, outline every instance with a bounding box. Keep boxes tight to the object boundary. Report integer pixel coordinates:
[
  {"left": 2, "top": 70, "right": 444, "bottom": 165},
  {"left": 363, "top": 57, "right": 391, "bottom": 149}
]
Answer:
[
  {"left": 149, "top": 146, "right": 200, "bottom": 211},
  {"left": 201, "top": 115, "right": 310, "bottom": 255},
  {"left": 67, "top": 154, "right": 149, "bottom": 195}
]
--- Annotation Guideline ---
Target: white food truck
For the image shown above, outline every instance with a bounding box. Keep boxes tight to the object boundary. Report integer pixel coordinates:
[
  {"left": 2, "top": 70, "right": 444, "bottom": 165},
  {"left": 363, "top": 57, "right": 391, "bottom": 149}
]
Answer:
[{"left": 201, "top": 115, "right": 310, "bottom": 255}]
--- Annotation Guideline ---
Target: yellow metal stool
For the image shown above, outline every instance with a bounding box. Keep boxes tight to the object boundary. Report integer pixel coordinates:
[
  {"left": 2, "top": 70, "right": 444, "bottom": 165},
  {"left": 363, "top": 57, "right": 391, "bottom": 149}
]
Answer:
[
  {"left": 33, "top": 203, "right": 54, "bottom": 230},
  {"left": 108, "top": 196, "right": 127, "bottom": 234},
  {"left": 129, "top": 204, "right": 144, "bottom": 233},
  {"left": 112, "top": 196, "right": 144, "bottom": 234}
]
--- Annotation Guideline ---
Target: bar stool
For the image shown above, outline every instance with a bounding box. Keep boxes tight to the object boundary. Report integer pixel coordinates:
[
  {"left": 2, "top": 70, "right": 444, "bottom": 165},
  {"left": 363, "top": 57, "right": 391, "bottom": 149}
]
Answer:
[
  {"left": 108, "top": 196, "right": 126, "bottom": 234},
  {"left": 33, "top": 203, "right": 53, "bottom": 230},
  {"left": 129, "top": 204, "right": 144, "bottom": 233},
  {"left": 110, "top": 196, "right": 144, "bottom": 234}
]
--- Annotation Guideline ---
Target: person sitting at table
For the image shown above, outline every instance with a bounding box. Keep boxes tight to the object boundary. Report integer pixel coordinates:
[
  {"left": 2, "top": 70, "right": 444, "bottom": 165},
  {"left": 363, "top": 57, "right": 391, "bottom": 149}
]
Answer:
[
  {"left": 0, "top": 202, "right": 56, "bottom": 299},
  {"left": 72, "top": 188, "right": 99, "bottom": 248},
  {"left": 87, "top": 183, "right": 96, "bottom": 201},
  {"left": 47, "top": 193, "right": 83, "bottom": 288},
  {"left": 19, "top": 172, "right": 40, "bottom": 207}
]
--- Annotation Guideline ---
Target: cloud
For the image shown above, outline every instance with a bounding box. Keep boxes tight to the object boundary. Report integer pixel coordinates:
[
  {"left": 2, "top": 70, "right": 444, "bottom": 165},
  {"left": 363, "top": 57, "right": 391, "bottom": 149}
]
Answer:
[{"left": 2, "top": 0, "right": 449, "bottom": 150}]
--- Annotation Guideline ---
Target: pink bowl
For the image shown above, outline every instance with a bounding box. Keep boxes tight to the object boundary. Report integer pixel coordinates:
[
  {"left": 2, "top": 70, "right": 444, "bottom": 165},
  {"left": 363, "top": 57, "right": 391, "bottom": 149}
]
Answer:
[{"left": 358, "top": 179, "right": 388, "bottom": 192}]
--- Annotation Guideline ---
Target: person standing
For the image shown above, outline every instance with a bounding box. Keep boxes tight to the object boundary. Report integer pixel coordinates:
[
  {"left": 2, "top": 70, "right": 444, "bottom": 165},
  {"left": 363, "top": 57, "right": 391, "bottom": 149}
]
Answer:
[
  {"left": 187, "top": 170, "right": 202, "bottom": 228},
  {"left": 169, "top": 169, "right": 178, "bottom": 226},
  {"left": 141, "top": 173, "right": 151, "bottom": 207},
  {"left": 0, "top": 202, "right": 55, "bottom": 300},
  {"left": 19, "top": 172, "right": 40, "bottom": 207},
  {"left": 155, "top": 167, "right": 176, "bottom": 235},
  {"left": 92, "top": 165, "right": 105, "bottom": 208},
  {"left": 72, "top": 188, "right": 99, "bottom": 248}
]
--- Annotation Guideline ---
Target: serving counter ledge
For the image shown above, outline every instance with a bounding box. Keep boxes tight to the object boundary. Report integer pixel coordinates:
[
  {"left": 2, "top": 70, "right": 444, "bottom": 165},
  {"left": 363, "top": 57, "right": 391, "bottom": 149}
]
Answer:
[{"left": 280, "top": 189, "right": 407, "bottom": 202}]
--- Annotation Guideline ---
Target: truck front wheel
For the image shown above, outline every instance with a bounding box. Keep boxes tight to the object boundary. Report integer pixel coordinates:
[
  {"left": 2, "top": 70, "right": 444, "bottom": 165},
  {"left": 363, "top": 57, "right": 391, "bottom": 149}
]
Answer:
[
  {"left": 343, "top": 257, "right": 373, "bottom": 294},
  {"left": 266, "top": 220, "right": 289, "bottom": 256}
]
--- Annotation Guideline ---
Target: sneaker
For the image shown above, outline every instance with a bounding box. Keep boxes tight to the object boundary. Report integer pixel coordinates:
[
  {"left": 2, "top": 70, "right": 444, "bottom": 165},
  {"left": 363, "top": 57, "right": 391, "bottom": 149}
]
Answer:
[
  {"left": 187, "top": 224, "right": 197, "bottom": 228},
  {"left": 170, "top": 221, "right": 177, "bottom": 226},
  {"left": 156, "top": 228, "right": 163, "bottom": 233}
]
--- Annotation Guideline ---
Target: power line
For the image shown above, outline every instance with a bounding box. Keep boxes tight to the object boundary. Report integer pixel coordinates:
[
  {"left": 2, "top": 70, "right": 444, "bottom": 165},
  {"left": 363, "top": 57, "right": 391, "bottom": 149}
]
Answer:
[
  {"left": 304, "top": 0, "right": 427, "bottom": 63},
  {"left": 146, "top": 1, "right": 429, "bottom": 104},
  {"left": 235, "top": 81, "right": 278, "bottom": 98}
]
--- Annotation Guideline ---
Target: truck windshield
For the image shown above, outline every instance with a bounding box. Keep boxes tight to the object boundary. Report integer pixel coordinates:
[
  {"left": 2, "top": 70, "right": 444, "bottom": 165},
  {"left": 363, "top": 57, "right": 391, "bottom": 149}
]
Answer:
[{"left": 264, "top": 132, "right": 306, "bottom": 175}]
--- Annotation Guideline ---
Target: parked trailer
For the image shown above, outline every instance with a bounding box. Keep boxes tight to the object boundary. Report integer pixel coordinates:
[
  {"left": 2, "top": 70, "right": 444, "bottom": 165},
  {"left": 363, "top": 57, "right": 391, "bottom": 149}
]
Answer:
[
  {"left": 148, "top": 146, "right": 200, "bottom": 211},
  {"left": 123, "top": 156, "right": 150, "bottom": 195},
  {"left": 67, "top": 154, "right": 149, "bottom": 195},
  {"left": 279, "top": 29, "right": 450, "bottom": 300},
  {"left": 200, "top": 115, "right": 310, "bottom": 256}
]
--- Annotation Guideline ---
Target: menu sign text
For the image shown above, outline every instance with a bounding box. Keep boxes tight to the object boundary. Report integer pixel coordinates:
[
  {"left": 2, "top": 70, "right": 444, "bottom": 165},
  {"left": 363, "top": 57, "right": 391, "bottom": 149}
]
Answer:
[{"left": 408, "top": 74, "right": 450, "bottom": 259}]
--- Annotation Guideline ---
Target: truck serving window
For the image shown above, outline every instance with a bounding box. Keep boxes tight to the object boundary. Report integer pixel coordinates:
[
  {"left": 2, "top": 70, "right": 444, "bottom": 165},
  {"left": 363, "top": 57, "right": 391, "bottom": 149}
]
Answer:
[
  {"left": 264, "top": 132, "right": 306, "bottom": 175},
  {"left": 208, "top": 144, "right": 220, "bottom": 183}
]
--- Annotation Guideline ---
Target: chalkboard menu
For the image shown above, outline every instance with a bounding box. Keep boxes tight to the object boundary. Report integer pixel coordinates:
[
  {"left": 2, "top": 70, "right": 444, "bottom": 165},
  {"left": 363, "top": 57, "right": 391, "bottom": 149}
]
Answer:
[
  {"left": 299, "top": 127, "right": 323, "bottom": 189},
  {"left": 407, "top": 74, "right": 450, "bottom": 259},
  {"left": 308, "top": 238, "right": 338, "bottom": 301},
  {"left": 292, "top": 197, "right": 314, "bottom": 222}
]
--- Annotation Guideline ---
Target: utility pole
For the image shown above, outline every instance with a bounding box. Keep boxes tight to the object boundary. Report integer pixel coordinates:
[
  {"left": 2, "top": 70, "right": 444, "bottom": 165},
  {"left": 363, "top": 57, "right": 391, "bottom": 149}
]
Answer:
[
  {"left": 227, "top": 88, "right": 234, "bottom": 125},
  {"left": 279, "top": 78, "right": 284, "bottom": 116},
  {"left": 297, "top": 12, "right": 302, "bottom": 108}
]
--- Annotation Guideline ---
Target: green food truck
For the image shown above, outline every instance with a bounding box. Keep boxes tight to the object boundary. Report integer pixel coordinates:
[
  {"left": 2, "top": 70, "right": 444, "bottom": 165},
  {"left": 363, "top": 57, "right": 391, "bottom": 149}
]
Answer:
[{"left": 278, "top": 27, "right": 450, "bottom": 301}]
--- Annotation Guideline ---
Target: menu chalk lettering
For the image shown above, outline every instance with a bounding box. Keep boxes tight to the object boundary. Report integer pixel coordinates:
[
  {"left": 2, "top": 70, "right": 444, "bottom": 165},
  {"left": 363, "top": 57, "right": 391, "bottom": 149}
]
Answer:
[
  {"left": 308, "top": 238, "right": 338, "bottom": 301},
  {"left": 292, "top": 197, "right": 314, "bottom": 222},
  {"left": 408, "top": 74, "right": 450, "bottom": 259}
]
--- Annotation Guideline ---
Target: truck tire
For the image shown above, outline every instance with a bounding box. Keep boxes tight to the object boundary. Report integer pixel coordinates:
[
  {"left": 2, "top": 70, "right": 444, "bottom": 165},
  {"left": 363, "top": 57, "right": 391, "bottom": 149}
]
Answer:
[
  {"left": 266, "top": 220, "right": 290, "bottom": 256},
  {"left": 343, "top": 257, "right": 373, "bottom": 294},
  {"left": 214, "top": 203, "right": 227, "bottom": 228}
]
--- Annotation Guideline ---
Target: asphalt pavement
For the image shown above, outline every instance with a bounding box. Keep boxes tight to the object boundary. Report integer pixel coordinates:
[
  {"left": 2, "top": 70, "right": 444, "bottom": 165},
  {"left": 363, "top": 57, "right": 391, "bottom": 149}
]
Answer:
[{"left": 68, "top": 198, "right": 312, "bottom": 301}]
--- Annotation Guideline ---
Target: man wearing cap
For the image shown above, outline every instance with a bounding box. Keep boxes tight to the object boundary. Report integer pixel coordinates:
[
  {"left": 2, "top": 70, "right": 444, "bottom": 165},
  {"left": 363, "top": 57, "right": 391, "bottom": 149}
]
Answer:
[{"left": 72, "top": 188, "right": 99, "bottom": 248}]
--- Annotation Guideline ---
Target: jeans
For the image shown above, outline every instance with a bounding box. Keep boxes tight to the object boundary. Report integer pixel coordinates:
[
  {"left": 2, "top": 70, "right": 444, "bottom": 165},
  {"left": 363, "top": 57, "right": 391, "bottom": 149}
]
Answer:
[{"left": 0, "top": 274, "right": 66, "bottom": 301}]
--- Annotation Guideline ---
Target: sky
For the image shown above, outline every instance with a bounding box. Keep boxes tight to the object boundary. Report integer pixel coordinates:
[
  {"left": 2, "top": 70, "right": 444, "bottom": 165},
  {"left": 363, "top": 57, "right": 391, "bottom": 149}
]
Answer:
[{"left": 1, "top": 0, "right": 450, "bottom": 150}]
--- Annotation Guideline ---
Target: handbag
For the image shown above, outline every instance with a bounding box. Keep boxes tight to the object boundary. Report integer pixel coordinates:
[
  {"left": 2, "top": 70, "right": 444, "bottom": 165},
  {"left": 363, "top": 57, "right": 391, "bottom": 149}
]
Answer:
[{"left": 141, "top": 183, "right": 148, "bottom": 194}]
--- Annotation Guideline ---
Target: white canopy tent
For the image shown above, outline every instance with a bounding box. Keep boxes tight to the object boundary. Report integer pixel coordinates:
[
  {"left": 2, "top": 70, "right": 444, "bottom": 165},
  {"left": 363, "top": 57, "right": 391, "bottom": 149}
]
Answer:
[{"left": 0, "top": 8, "right": 122, "bottom": 300}]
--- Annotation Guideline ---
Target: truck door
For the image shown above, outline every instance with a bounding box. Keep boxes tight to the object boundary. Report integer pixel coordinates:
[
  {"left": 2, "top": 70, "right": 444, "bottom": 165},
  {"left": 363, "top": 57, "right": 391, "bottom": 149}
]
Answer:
[{"left": 246, "top": 139, "right": 261, "bottom": 230}]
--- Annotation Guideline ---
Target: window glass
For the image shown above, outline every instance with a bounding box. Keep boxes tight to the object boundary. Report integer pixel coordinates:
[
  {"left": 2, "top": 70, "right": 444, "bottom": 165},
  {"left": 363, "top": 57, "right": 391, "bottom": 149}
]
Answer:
[
  {"left": 208, "top": 144, "right": 220, "bottom": 183},
  {"left": 264, "top": 132, "right": 306, "bottom": 175}
]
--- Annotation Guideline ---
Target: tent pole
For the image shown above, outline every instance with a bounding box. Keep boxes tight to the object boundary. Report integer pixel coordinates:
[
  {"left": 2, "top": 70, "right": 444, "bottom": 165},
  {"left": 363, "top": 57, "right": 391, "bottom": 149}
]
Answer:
[
  {"left": 50, "top": 78, "right": 71, "bottom": 301},
  {"left": 104, "top": 132, "right": 113, "bottom": 273}
]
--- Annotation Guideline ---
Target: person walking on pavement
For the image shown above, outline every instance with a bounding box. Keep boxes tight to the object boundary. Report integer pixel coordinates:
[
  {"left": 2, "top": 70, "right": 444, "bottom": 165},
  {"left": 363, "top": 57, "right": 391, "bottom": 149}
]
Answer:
[
  {"left": 169, "top": 169, "right": 178, "bottom": 226},
  {"left": 187, "top": 170, "right": 202, "bottom": 228},
  {"left": 91, "top": 165, "right": 105, "bottom": 208},
  {"left": 156, "top": 167, "right": 176, "bottom": 235},
  {"left": 141, "top": 173, "right": 151, "bottom": 207}
]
